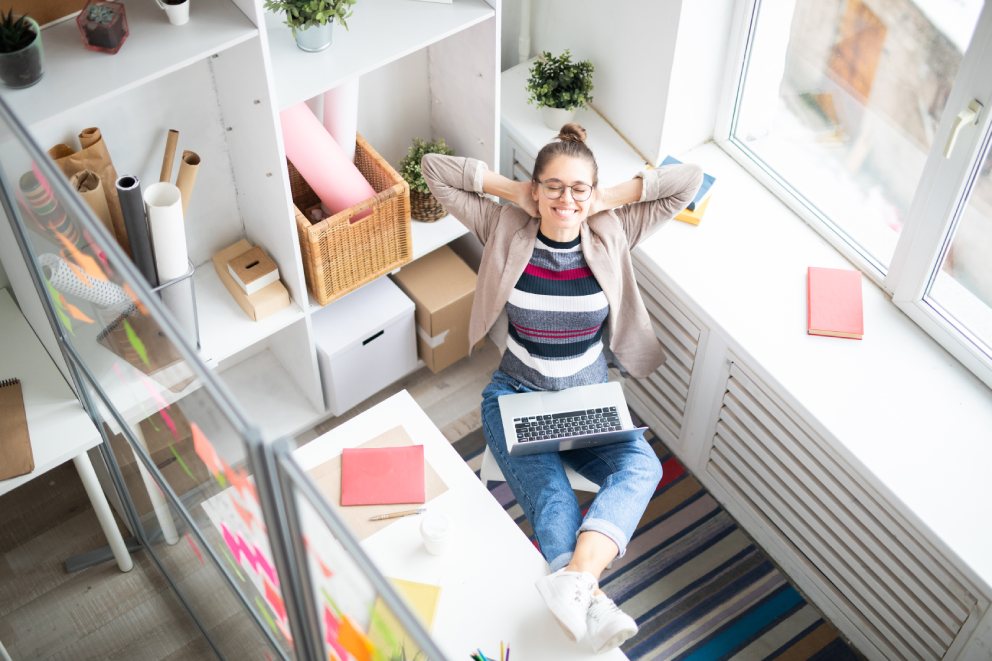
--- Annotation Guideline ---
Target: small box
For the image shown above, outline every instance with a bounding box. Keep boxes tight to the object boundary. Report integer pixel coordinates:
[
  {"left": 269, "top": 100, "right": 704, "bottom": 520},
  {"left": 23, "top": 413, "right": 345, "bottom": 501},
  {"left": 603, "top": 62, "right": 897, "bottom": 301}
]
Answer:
[
  {"left": 312, "top": 277, "right": 417, "bottom": 415},
  {"left": 228, "top": 246, "right": 280, "bottom": 295},
  {"left": 212, "top": 240, "right": 291, "bottom": 321},
  {"left": 390, "top": 245, "right": 477, "bottom": 373}
]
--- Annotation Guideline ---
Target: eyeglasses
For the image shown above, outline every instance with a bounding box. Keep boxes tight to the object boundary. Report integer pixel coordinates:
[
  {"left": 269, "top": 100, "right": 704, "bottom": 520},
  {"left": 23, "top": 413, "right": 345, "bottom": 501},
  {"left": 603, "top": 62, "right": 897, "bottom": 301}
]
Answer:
[{"left": 536, "top": 179, "right": 594, "bottom": 202}]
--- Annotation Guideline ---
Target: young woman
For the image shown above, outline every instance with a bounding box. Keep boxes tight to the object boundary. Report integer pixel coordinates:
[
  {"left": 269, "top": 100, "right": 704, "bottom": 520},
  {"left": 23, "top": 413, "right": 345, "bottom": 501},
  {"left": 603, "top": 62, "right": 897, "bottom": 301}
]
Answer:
[{"left": 422, "top": 124, "right": 702, "bottom": 653}]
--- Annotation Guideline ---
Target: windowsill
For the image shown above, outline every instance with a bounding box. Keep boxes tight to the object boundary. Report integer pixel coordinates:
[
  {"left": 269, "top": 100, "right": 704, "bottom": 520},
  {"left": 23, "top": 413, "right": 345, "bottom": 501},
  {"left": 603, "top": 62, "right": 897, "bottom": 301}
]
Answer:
[{"left": 636, "top": 142, "right": 992, "bottom": 591}]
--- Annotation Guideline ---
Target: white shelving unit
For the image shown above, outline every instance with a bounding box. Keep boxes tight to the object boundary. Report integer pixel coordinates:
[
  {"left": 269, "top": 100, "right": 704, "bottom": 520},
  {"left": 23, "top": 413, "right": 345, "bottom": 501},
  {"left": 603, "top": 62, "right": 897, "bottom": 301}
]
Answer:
[
  {"left": 4, "top": 0, "right": 257, "bottom": 124},
  {"left": 1, "top": 0, "right": 500, "bottom": 443},
  {"left": 265, "top": 0, "right": 495, "bottom": 110},
  {"left": 411, "top": 214, "right": 469, "bottom": 261}
]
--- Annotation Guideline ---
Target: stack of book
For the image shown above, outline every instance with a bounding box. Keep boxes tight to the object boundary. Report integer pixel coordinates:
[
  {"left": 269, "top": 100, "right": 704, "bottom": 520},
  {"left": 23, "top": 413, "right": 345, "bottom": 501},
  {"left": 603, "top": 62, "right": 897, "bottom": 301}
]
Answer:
[{"left": 662, "top": 155, "right": 716, "bottom": 225}]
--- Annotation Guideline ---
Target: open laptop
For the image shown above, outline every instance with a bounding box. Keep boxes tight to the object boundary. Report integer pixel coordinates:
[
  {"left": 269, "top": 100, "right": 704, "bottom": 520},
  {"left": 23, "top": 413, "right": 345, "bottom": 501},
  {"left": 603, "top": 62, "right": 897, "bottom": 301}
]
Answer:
[{"left": 498, "top": 381, "right": 648, "bottom": 456}]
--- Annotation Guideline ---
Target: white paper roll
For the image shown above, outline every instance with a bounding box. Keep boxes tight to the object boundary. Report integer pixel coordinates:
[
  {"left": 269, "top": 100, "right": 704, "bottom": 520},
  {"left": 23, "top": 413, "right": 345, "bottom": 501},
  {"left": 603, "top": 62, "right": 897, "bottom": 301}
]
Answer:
[
  {"left": 322, "top": 77, "right": 360, "bottom": 163},
  {"left": 144, "top": 182, "right": 197, "bottom": 347},
  {"left": 144, "top": 182, "right": 188, "bottom": 282},
  {"left": 38, "top": 252, "right": 129, "bottom": 308}
]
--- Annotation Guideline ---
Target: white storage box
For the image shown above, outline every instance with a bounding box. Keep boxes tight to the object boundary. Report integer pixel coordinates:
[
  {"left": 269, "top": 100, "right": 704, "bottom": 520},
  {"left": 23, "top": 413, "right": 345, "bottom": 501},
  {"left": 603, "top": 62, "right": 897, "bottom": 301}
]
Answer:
[{"left": 312, "top": 276, "right": 417, "bottom": 416}]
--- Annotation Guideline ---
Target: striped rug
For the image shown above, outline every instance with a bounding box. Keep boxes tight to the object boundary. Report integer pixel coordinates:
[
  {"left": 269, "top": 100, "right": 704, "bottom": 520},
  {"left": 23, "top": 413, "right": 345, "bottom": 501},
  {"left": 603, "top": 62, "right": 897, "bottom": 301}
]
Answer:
[{"left": 452, "top": 426, "right": 862, "bottom": 660}]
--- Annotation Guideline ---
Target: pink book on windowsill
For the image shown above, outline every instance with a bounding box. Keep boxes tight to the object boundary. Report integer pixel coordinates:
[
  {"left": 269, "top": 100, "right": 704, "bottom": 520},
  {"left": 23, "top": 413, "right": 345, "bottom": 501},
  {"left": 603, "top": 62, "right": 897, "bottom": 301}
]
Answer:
[
  {"left": 807, "top": 266, "right": 864, "bottom": 340},
  {"left": 340, "top": 445, "right": 426, "bottom": 506}
]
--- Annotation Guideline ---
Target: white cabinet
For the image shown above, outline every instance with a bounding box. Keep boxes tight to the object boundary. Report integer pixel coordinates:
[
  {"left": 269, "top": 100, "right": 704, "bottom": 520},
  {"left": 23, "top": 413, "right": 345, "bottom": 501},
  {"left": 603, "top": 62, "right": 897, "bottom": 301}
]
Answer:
[
  {"left": 313, "top": 276, "right": 417, "bottom": 416},
  {"left": 1, "top": 0, "right": 500, "bottom": 438}
]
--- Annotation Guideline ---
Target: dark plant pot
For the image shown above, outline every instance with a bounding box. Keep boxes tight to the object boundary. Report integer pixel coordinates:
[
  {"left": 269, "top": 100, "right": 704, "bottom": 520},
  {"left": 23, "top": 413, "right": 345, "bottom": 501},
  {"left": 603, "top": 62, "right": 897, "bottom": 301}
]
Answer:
[
  {"left": 0, "top": 18, "right": 44, "bottom": 89},
  {"left": 77, "top": 0, "right": 129, "bottom": 55}
]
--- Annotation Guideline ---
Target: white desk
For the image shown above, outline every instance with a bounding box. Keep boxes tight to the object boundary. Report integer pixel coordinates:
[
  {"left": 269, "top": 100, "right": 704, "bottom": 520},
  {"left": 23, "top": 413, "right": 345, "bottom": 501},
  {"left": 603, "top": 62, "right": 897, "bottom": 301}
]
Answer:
[
  {"left": 0, "top": 288, "right": 132, "bottom": 572},
  {"left": 294, "top": 390, "right": 628, "bottom": 661}
]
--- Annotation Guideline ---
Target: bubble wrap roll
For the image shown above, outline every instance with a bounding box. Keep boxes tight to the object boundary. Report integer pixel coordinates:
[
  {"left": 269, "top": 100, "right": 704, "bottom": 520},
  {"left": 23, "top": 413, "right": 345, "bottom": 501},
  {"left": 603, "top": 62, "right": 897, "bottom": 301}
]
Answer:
[{"left": 38, "top": 253, "right": 129, "bottom": 308}]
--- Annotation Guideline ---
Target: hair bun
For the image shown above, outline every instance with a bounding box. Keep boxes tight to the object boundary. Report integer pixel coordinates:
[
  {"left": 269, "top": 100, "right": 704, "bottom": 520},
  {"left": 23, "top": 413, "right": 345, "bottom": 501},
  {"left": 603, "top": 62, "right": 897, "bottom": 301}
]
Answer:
[{"left": 557, "top": 123, "right": 587, "bottom": 144}]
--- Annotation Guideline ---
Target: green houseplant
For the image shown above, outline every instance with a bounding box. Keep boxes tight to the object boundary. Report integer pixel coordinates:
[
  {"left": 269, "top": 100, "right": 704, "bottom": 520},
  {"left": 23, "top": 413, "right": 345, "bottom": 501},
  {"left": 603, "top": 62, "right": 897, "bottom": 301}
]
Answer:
[
  {"left": 399, "top": 137, "right": 453, "bottom": 222},
  {"left": 0, "top": 8, "right": 44, "bottom": 88},
  {"left": 526, "top": 50, "right": 594, "bottom": 129},
  {"left": 264, "top": 0, "right": 357, "bottom": 52}
]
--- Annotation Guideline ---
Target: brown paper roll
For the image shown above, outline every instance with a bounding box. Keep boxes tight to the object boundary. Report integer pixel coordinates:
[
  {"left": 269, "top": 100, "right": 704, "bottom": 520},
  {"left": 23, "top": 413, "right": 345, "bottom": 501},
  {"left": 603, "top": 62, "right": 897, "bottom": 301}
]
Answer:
[
  {"left": 48, "top": 128, "right": 129, "bottom": 256},
  {"left": 160, "top": 129, "right": 179, "bottom": 183},
  {"left": 79, "top": 126, "right": 101, "bottom": 149},
  {"left": 69, "top": 169, "right": 114, "bottom": 236},
  {"left": 175, "top": 150, "right": 200, "bottom": 215}
]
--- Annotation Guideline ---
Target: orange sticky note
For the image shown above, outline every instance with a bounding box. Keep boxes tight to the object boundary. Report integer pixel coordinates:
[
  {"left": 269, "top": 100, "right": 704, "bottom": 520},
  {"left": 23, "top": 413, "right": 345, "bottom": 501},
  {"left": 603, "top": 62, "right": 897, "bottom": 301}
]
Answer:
[
  {"left": 338, "top": 614, "right": 374, "bottom": 661},
  {"left": 340, "top": 445, "right": 425, "bottom": 506}
]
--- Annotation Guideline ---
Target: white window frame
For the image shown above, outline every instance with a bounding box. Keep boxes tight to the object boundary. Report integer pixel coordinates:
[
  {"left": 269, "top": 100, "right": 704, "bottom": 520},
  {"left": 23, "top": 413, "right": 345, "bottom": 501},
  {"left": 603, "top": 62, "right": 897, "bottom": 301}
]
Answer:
[{"left": 714, "top": 0, "right": 992, "bottom": 391}]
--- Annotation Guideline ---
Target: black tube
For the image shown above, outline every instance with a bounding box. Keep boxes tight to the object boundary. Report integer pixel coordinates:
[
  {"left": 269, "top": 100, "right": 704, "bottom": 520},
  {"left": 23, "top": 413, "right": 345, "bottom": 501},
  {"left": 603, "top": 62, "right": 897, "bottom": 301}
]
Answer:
[{"left": 116, "top": 175, "right": 158, "bottom": 286}]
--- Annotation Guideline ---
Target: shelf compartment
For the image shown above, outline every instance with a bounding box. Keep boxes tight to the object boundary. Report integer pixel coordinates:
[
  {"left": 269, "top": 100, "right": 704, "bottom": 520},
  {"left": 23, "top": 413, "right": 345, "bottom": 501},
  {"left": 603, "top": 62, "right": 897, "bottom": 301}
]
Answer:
[
  {"left": 266, "top": 0, "right": 494, "bottom": 109},
  {"left": 306, "top": 213, "right": 468, "bottom": 312},
  {"left": 5, "top": 0, "right": 257, "bottom": 125},
  {"left": 194, "top": 261, "right": 305, "bottom": 366}
]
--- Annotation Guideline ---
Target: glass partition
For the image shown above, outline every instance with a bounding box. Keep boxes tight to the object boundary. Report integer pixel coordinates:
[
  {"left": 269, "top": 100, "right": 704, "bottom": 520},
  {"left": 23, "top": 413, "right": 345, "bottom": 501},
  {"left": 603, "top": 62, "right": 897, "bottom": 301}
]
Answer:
[
  {"left": 0, "top": 92, "right": 443, "bottom": 660},
  {"left": 273, "top": 443, "right": 447, "bottom": 661},
  {"left": 0, "top": 97, "right": 293, "bottom": 659}
]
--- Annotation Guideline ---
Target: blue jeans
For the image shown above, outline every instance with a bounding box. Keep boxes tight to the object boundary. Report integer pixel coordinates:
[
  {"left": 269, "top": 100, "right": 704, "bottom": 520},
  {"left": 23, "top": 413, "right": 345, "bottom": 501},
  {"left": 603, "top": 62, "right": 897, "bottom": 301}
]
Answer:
[{"left": 481, "top": 370, "right": 663, "bottom": 571}]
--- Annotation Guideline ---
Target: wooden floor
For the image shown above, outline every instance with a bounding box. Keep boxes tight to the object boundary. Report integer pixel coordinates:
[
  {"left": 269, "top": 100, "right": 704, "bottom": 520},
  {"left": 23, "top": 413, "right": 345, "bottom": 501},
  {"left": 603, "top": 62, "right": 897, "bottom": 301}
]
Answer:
[{"left": 0, "top": 342, "right": 501, "bottom": 661}]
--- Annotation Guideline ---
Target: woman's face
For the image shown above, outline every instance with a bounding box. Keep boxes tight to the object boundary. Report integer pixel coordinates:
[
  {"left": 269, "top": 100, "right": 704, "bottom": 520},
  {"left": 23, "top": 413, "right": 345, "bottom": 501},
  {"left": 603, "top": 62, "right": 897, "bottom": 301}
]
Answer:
[{"left": 531, "top": 154, "right": 595, "bottom": 241}]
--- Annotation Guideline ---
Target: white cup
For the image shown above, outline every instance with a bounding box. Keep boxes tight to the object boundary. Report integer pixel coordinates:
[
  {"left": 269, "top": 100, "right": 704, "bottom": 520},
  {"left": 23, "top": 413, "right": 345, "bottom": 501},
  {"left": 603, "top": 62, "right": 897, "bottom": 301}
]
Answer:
[
  {"left": 155, "top": 0, "right": 190, "bottom": 26},
  {"left": 419, "top": 510, "right": 452, "bottom": 555}
]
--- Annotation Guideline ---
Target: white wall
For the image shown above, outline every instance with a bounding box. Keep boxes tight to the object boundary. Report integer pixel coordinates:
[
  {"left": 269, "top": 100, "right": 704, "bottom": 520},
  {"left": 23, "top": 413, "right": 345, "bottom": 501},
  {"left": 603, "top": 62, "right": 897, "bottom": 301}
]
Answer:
[
  {"left": 501, "top": 0, "right": 735, "bottom": 163},
  {"left": 660, "top": 0, "right": 736, "bottom": 160},
  {"left": 0, "top": 256, "right": 8, "bottom": 291},
  {"left": 357, "top": 49, "right": 432, "bottom": 167}
]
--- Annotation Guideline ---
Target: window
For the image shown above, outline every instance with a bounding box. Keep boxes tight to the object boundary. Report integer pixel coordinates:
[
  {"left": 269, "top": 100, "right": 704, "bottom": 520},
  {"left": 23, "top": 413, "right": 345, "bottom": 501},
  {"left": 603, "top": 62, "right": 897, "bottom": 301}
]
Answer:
[{"left": 722, "top": 0, "right": 992, "bottom": 388}]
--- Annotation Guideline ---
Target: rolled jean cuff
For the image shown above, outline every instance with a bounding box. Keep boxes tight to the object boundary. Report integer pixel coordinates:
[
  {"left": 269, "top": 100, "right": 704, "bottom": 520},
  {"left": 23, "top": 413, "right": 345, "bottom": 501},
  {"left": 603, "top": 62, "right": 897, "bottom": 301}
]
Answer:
[
  {"left": 578, "top": 518, "right": 629, "bottom": 559},
  {"left": 547, "top": 550, "right": 573, "bottom": 573}
]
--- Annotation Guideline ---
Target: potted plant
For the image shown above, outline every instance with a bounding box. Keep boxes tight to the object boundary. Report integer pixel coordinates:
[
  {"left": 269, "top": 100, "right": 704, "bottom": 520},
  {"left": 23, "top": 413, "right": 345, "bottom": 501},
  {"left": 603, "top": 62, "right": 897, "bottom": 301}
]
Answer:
[
  {"left": 264, "top": 0, "right": 357, "bottom": 52},
  {"left": 77, "top": 0, "right": 129, "bottom": 54},
  {"left": 399, "top": 137, "right": 453, "bottom": 222},
  {"left": 526, "top": 50, "right": 595, "bottom": 130},
  {"left": 0, "top": 9, "right": 44, "bottom": 89}
]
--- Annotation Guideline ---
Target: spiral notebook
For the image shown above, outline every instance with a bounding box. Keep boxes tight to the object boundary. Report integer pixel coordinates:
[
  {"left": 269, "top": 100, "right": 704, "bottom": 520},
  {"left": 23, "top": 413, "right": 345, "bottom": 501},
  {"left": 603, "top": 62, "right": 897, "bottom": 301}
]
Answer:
[{"left": 0, "top": 378, "right": 34, "bottom": 481}]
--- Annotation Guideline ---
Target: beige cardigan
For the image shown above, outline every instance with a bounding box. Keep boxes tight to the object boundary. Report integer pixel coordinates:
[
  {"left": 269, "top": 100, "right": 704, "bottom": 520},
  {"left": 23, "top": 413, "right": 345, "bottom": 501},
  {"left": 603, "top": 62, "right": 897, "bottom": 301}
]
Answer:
[{"left": 421, "top": 154, "right": 702, "bottom": 379}]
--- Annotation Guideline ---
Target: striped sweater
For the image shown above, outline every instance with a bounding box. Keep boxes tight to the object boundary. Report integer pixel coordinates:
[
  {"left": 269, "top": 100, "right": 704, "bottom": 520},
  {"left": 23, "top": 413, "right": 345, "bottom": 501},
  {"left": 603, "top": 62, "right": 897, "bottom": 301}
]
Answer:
[{"left": 498, "top": 232, "right": 609, "bottom": 391}]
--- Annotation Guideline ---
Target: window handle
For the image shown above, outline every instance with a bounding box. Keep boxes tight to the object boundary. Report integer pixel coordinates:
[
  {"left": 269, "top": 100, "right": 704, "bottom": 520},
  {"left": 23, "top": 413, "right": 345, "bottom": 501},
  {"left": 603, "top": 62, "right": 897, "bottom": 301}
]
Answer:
[{"left": 943, "top": 99, "right": 983, "bottom": 158}]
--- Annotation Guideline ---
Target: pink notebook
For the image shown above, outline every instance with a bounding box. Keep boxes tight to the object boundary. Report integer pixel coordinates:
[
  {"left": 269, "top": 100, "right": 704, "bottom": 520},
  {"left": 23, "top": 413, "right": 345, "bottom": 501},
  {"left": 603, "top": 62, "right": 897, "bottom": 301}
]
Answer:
[
  {"left": 340, "top": 445, "right": 426, "bottom": 506},
  {"left": 807, "top": 267, "right": 863, "bottom": 339}
]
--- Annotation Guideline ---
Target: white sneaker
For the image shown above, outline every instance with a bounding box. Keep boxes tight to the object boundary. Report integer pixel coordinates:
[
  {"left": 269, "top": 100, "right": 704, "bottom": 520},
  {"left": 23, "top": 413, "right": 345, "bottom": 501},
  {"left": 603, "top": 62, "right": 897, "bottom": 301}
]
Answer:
[
  {"left": 535, "top": 568, "right": 597, "bottom": 641},
  {"left": 586, "top": 593, "right": 638, "bottom": 653}
]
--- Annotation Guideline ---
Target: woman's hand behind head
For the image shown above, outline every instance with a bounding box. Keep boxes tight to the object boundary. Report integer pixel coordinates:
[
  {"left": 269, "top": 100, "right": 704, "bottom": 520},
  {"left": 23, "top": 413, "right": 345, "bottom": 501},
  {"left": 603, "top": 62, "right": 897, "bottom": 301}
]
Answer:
[{"left": 516, "top": 179, "right": 540, "bottom": 218}]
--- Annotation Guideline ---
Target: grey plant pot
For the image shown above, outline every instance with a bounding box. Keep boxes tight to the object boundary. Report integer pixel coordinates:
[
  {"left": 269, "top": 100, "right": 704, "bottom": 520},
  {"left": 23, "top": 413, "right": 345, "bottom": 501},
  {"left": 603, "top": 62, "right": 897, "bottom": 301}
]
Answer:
[
  {"left": 0, "top": 18, "right": 44, "bottom": 89},
  {"left": 294, "top": 22, "right": 333, "bottom": 52}
]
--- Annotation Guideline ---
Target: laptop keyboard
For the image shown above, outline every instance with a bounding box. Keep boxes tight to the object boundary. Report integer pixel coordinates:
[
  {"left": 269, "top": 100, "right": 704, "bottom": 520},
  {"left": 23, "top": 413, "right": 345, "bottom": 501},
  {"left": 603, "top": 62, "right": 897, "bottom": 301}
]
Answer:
[{"left": 513, "top": 407, "right": 622, "bottom": 443}]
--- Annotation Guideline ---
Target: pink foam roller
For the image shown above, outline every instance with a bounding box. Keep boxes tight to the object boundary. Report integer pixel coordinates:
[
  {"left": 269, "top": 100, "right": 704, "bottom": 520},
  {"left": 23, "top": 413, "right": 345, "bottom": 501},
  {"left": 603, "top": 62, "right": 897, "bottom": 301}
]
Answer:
[{"left": 280, "top": 102, "right": 376, "bottom": 220}]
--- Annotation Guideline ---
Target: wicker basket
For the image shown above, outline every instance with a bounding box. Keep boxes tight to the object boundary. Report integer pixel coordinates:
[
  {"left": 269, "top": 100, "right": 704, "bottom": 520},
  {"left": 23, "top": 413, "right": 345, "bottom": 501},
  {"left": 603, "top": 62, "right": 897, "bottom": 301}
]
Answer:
[
  {"left": 291, "top": 134, "right": 412, "bottom": 306},
  {"left": 410, "top": 188, "right": 446, "bottom": 222}
]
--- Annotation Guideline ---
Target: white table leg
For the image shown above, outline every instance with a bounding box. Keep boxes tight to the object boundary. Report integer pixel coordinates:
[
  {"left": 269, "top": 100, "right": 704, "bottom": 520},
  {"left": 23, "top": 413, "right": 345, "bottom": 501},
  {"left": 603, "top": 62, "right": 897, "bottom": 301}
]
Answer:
[
  {"left": 133, "top": 426, "right": 180, "bottom": 545},
  {"left": 72, "top": 452, "right": 133, "bottom": 573}
]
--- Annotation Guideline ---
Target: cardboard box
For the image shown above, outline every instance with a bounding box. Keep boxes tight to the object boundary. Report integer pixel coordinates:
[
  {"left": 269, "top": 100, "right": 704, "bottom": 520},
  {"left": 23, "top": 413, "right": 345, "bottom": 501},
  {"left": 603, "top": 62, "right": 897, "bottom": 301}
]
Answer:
[
  {"left": 390, "top": 246, "right": 478, "bottom": 373},
  {"left": 227, "top": 246, "right": 279, "bottom": 295},
  {"left": 212, "top": 239, "right": 291, "bottom": 321}
]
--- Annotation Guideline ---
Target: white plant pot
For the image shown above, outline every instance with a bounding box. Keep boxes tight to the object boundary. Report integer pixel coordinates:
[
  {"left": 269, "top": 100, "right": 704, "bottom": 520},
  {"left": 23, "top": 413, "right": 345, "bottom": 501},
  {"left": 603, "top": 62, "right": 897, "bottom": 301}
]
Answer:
[
  {"left": 541, "top": 106, "right": 577, "bottom": 130},
  {"left": 294, "top": 22, "right": 333, "bottom": 52}
]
